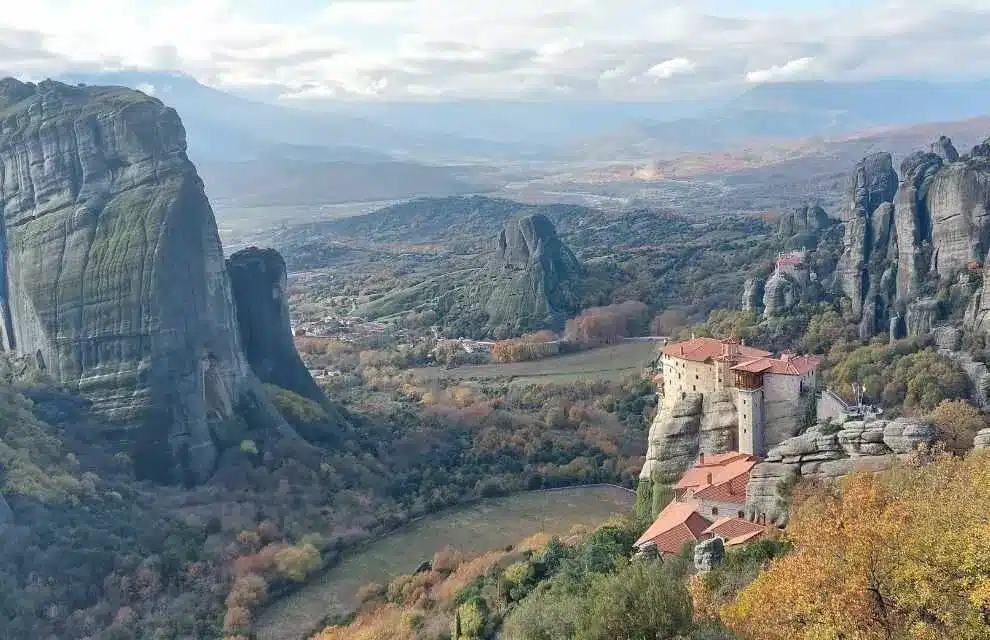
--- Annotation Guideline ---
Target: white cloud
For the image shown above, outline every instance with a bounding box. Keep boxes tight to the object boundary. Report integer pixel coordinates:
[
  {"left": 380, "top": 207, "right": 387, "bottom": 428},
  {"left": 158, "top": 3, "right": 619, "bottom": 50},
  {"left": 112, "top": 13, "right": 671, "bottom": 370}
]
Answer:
[
  {"left": 745, "top": 57, "right": 816, "bottom": 83},
  {"left": 646, "top": 57, "right": 697, "bottom": 79},
  {"left": 0, "top": 1, "right": 989, "bottom": 99},
  {"left": 135, "top": 82, "right": 156, "bottom": 96}
]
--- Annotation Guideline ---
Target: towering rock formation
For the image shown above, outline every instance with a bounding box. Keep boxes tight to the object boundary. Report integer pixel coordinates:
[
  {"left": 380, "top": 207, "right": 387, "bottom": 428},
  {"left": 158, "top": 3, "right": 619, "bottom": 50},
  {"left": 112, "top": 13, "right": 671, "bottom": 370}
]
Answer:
[
  {"left": 837, "top": 138, "right": 990, "bottom": 339},
  {"left": 835, "top": 153, "right": 899, "bottom": 335},
  {"left": 777, "top": 204, "right": 835, "bottom": 249},
  {"left": 741, "top": 278, "right": 765, "bottom": 313},
  {"left": 483, "top": 214, "right": 583, "bottom": 331},
  {"left": 227, "top": 247, "right": 327, "bottom": 405},
  {"left": 0, "top": 79, "right": 305, "bottom": 484}
]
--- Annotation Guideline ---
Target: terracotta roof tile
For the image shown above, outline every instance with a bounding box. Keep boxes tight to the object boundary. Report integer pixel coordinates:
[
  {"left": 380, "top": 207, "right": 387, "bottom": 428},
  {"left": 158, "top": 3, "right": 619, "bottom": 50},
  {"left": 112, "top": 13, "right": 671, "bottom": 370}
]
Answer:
[
  {"left": 676, "top": 454, "right": 758, "bottom": 493},
  {"left": 634, "top": 502, "right": 712, "bottom": 553},
  {"left": 731, "top": 354, "right": 822, "bottom": 376},
  {"left": 662, "top": 337, "right": 771, "bottom": 363},
  {"left": 702, "top": 517, "right": 767, "bottom": 540},
  {"left": 727, "top": 530, "right": 766, "bottom": 546}
]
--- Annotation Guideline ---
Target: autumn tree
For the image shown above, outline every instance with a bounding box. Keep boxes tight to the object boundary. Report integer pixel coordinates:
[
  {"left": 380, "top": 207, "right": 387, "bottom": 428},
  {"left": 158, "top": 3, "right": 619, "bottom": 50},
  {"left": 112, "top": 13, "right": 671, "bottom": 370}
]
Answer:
[
  {"left": 722, "top": 450, "right": 990, "bottom": 640},
  {"left": 926, "top": 399, "right": 987, "bottom": 454}
]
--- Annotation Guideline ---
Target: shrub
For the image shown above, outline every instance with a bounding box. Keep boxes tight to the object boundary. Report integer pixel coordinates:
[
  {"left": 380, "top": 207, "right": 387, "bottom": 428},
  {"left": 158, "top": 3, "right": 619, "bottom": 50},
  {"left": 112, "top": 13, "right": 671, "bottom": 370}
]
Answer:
[
  {"left": 264, "top": 384, "right": 328, "bottom": 425},
  {"left": 274, "top": 543, "right": 321, "bottom": 582}
]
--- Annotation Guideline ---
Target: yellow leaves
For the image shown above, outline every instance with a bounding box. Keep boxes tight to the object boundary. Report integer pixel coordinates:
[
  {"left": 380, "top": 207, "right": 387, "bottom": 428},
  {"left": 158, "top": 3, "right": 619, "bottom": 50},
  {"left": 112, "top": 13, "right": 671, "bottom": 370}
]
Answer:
[{"left": 724, "top": 451, "right": 990, "bottom": 640}]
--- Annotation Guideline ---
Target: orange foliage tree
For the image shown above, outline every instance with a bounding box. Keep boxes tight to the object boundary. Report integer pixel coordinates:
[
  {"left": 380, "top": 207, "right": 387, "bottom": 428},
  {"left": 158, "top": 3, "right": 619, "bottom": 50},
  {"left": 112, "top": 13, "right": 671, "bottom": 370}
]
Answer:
[{"left": 722, "top": 449, "right": 990, "bottom": 640}]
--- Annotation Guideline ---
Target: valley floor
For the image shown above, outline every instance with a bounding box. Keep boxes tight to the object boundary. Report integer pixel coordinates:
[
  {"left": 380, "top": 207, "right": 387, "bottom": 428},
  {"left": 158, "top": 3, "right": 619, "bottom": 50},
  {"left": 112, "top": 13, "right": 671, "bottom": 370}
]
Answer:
[{"left": 252, "top": 485, "right": 634, "bottom": 640}]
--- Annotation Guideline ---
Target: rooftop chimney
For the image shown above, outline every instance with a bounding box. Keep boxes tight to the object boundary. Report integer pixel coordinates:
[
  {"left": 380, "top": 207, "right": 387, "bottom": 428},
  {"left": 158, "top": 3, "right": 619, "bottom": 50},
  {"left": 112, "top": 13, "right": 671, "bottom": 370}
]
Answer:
[
  {"left": 699, "top": 453, "right": 705, "bottom": 464},
  {"left": 706, "top": 472, "right": 713, "bottom": 485}
]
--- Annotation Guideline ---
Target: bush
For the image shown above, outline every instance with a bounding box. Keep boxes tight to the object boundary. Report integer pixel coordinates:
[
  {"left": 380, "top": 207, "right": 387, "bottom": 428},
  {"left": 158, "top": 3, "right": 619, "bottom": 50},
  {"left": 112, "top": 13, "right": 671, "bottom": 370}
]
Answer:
[
  {"left": 264, "top": 384, "right": 328, "bottom": 425},
  {"left": 274, "top": 543, "right": 321, "bottom": 582}
]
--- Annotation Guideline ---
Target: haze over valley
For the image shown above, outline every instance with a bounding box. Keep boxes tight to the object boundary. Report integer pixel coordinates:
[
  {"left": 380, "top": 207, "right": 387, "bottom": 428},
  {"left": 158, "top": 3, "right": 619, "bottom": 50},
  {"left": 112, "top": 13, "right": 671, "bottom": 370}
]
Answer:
[{"left": 4, "top": 3, "right": 990, "bottom": 640}]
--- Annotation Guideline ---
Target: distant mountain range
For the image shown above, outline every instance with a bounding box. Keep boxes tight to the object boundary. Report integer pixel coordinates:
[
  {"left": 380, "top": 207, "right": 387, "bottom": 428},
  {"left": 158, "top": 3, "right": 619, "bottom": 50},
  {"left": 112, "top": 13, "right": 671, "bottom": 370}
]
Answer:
[
  {"left": 53, "top": 72, "right": 990, "bottom": 207},
  {"left": 576, "top": 79, "right": 990, "bottom": 159}
]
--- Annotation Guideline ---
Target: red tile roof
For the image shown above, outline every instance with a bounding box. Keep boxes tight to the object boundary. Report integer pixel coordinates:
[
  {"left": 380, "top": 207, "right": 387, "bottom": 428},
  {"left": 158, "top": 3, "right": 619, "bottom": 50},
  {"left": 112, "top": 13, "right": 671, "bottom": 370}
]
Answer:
[
  {"left": 675, "top": 453, "right": 759, "bottom": 492},
  {"left": 731, "top": 354, "right": 822, "bottom": 376},
  {"left": 634, "top": 501, "right": 712, "bottom": 554},
  {"left": 702, "top": 517, "right": 767, "bottom": 541},
  {"left": 726, "top": 530, "right": 766, "bottom": 546},
  {"left": 663, "top": 337, "right": 771, "bottom": 363}
]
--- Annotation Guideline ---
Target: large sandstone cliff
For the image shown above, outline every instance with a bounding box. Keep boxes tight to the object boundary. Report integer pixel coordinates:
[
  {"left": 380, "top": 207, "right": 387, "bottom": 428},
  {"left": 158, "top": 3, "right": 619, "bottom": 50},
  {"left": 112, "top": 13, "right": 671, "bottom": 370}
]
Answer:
[
  {"left": 0, "top": 79, "right": 297, "bottom": 484},
  {"left": 482, "top": 214, "right": 583, "bottom": 331},
  {"left": 836, "top": 137, "right": 990, "bottom": 338},
  {"left": 746, "top": 418, "right": 935, "bottom": 525}
]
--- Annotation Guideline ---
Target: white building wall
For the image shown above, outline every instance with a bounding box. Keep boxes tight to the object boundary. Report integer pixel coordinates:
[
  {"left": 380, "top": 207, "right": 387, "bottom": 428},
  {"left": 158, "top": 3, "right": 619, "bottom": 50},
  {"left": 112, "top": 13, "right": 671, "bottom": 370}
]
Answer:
[{"left": 663, "top": 355, "right": 718, "bottom": 401}]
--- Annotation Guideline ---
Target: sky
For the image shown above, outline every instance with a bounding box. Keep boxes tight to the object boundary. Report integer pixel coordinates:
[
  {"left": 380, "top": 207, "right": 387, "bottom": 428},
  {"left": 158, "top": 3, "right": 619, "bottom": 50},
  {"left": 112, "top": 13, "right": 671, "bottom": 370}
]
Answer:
[{"left": 1, "top": 0, "right": 990, "bottom": 101}]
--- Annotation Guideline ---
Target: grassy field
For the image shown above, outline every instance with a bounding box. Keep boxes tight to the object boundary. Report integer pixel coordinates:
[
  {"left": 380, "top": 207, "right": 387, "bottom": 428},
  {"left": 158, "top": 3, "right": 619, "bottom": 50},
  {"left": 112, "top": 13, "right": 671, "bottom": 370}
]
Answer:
[
  {"left": 410, "top": 341, "right": 657, "bottom": 385},
  {"left": 253, "top": 485, "right": 635, "bottom": 640}
]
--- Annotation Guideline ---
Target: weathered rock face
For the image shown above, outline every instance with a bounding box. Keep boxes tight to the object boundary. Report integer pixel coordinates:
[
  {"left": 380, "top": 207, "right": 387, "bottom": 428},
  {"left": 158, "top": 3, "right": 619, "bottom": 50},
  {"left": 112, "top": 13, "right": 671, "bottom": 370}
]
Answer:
[
  {"left": 741, "top": 278, "right": 764, "bottom": 313},
  {"left": 837, "top": 138, "right": 990, "bottom": 339},
  {"left": 777, "top": 204, "right": 835, "bottom": 249},
  {"left": 746, "top": 418, "right": 936, "bottom": 525},
  {"left": 0, "top": 493, "right": 11, "bottom": 529},
  {"left": 930, "top": 136, "right": 959, "bottom": 163},
  {"left": 699, "top": 390, "right": 739, "bottom": 453},
  {"left": 641, "top": 390, "right": 739, "bottom": 482},
  {"left": 974, "top": 428, "right": 990, "bottom": 449},
  {"left": 836, "top": 153, "right": 899, "bottom": 325},
  {"left": 640, "top": 393, "right": 703, "bottom": 482},
  {"left": 227, "top": 248, "right": 325, "bottom": 405},
  {"left": 762, "top": 271, "right": 800, "bottom": 318},
  {"left": 484, "top": 214, "right": 583, "bottom": 331},
  {"left": 0, "top": 79, "right": 282, "bottom": 484},
  {"left": 694, "top": 537, "right": 725, "bottom": 572}
]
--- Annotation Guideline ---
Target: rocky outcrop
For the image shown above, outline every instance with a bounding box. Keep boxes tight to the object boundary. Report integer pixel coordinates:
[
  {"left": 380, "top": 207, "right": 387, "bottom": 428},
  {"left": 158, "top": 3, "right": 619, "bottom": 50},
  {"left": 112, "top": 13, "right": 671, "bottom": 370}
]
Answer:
[
  {"left": 741, "top": 278, "right": 764, "bottom": 313},
  {"left": 836, "top": 153, "right": 899, "bottom": 326},
  {"left": 694, "top": 537, "right": 724, "bottom": 572},
  {"left": 746, "top": 418, "right": 936, "bottom": 525},
  {"left": 931, "top": 136, "right": 959, "bottom": 163},
  {"left": 762, "top": 271, "right": 800, "bottom": 317},
  {"left": 699, "top": 390, "right": 739, "bottom": 453},
  {"left": 483, "top": 214, "right": 583, "bottom": 331},
  {"left": 0, "top": 493, "right": 11, "bottom": 529},
  {"left": 777, "top": 204, "right": 835, "bottom": 249},
  {"left": 837, "top": 138, "right": 990, "bottom": 339},
  {"left": 228, "top": 248, "right": 324, "bottom": 405},
  {"left": 974, "top": 428, "right": 990, "bottom": 449},
  {"left": 641, "top": 390, "right": 739, "bottom": 482},
  {"left": 905, "top": 298, "right": 940, "bottom": 337},
  {"left": 0, "top": 79, "right": 291, "bottom": 484},
  {"left": 640, "top": 393, "right": 704, "bottom": 482}
]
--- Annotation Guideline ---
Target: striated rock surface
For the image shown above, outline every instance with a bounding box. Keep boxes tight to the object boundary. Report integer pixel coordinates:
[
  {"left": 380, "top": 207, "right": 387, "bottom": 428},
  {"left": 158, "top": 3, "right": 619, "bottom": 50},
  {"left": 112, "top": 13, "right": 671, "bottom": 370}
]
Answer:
[
  {"left": 699, "top": 390, "right": 739, "bottom": 453},
  {"left": 640, "top": 393, "right": 704, "bottom": 481},
  {"left": 484, "top": 214, "right": 583, "bottom": 331},
  {"left": 974, "top": 428, "right": 990, "bottom": 449},
  {"left": 777, "top": 204, "right": 835, "bottom": 249},
  {"left": 694, "top": 537, "right": 725, "bottom": 572},
  {"left": 0, "top": 79, "right": 287, "bottom": 484},
  {"left": 837, "top": 137, "right": 990, "bottom": 339},
  {"left": 762, "top": 271, "right": 800, "bottom": 318},
  {"left": 741, "top": 278, "right": 764, "bottom": 313},
  {"left": 836, "top": 153, "right": 899, "bottom": 324},
  {"left": 227, "top": 247, "right": 325, "bottom": 405},
  {"left": 746, "top": 418, "right": 935, "bottom": 525},
  {"left": 931, "top": 136, "right": 959, "bottom": 163},
  {"left": 905, "top": 298, "right": 940, "bottom": 337},
  {"left": 0, "top": 493, "right": 11, "bottom": 528}
]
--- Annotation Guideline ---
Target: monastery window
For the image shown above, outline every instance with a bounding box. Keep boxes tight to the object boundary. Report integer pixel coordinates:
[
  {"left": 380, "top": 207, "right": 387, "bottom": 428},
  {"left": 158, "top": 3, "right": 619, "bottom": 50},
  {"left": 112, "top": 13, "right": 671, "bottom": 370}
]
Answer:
[
  {"left": 693, "top": 386, "right": 696, "bottom": 392},
  {"left": 738, "top": 510, "right": 745, "bottom": 519},
  {"left": 711, "top": 507, "right": 719, "bottom": 516}
]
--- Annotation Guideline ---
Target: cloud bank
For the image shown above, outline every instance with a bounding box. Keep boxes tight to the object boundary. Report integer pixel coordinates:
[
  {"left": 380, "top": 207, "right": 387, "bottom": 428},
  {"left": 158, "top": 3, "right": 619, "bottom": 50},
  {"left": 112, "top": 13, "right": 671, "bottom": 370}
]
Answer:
[{"left": 1, "top": 0, "right": 990, "bottom": 100}]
